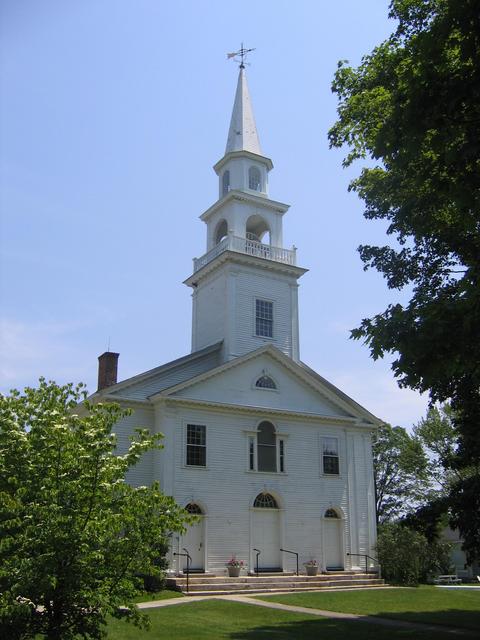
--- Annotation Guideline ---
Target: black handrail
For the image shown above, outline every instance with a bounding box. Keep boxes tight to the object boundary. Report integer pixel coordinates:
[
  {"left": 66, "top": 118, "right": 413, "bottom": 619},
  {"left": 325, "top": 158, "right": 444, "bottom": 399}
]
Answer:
[
  {"left": 280, "top": 548, "right": 299, "bottom": 576},
  {"left": 173, "top": 549, "right": 192, "bottom": 592},
  {"left": 253, "top": 548, "right": 261, "bottom": 576},
  {"left": 346, "top": 552, "right": 379, "bottom": 574}
]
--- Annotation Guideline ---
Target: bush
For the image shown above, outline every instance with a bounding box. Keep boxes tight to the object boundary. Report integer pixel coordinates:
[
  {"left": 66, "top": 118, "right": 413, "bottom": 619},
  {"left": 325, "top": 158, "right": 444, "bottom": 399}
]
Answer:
[{"left": 377, "top": 522, "right": 452, "bottom": 585}]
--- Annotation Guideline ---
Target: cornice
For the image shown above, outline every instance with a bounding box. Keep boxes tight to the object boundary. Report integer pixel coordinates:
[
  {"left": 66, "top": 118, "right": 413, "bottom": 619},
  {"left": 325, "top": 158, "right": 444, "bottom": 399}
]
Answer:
[
  {"left": 213, "top": 150, "right": 274, "bottom": 174},
  {"left": 158, "top": 395, "right": 373, "bottom": 428},
  {"left": 200, "top": 190, "right": 289, "bottom": 222},
  {"left": 184, "top": 250, "right": 308, "bottom": 287}
]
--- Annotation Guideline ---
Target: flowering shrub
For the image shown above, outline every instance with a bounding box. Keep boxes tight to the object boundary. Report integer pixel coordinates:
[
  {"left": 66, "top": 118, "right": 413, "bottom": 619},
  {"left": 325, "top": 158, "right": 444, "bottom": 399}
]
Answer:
[
  {"left": 303, "top": 559, "right": 318, "bottom": 567},
  {"left": 226, "top": 556, "right": 246, "bottom": 567}
]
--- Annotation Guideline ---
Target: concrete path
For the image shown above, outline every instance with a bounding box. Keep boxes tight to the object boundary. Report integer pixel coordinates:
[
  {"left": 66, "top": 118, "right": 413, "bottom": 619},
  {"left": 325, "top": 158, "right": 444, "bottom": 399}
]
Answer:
[{"left": 138, "top": 592, "right": 478, "bottom": 637}]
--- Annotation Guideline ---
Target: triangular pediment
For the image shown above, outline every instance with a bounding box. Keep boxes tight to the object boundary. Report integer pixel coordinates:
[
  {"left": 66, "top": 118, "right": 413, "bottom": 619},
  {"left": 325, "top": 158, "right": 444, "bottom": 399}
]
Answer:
[{"left": 154, "top": 346, "right": 380, "bottom": 425}]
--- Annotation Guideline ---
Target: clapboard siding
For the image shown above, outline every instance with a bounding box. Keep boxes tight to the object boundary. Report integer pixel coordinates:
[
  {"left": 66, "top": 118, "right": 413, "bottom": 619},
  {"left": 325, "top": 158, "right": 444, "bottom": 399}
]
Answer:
[
  {"left": 193, "top": 272, "right": 227, "bottom": 351},
  {"left": 159, "top": 404, "right": 375, "bottom": 573},
  {"left": 173, "top": 353, "right": 352, "bottom": 417},
  {"left": 112, "top": 408, "right": 155, "bottom": 487},
  {"left": 234, "top": 267, "right": 297, "bottom": 359}
]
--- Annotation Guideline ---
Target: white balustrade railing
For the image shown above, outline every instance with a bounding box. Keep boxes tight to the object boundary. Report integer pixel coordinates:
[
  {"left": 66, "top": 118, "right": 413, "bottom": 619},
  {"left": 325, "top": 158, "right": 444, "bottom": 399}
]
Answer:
[{"left": 193, "top": 234, "right": 297, "bottom": 273}]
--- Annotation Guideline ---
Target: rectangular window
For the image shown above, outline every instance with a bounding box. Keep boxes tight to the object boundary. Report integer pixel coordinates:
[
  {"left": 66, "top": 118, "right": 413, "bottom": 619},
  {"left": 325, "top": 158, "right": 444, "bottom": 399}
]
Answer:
[
  {"left": 279, "top": 439, "right": 285, "bottom": 473},
  {"left": 323, "top": 437, "right": 339, "bottom": 475},
  {"left": 255, "top": 299, "right": 273, "bottom": 338},
  {"left": 249, "top": 437, "right": 255, "bottom": 471},
  {"left": 186, "top": 424, "right": 206, "bottom": 467}
]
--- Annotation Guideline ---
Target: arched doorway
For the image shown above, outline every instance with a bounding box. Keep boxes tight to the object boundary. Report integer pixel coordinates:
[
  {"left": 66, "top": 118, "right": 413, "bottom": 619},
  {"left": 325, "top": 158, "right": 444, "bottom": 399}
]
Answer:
[
  {"left": 323, "top": 508, "right": 344, "bottom": 570},
  {"left": 251, "top": 493, "right": 281, "bottom": 571},
  {"left": 182, "top": 503, "right": 205, "bottom": 572}
]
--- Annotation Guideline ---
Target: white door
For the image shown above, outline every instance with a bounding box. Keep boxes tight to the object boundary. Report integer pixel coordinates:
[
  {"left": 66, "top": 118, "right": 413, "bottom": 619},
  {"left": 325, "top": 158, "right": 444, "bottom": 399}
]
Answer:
[
  {"left": 252, "top": 510, "right": 281, "bottom": 570},
  {"left": 182, "top": 519, "right": 204, "bottom": 571},
  {"left": 324, "top": 518, "right": 343, "bottom": 569}
]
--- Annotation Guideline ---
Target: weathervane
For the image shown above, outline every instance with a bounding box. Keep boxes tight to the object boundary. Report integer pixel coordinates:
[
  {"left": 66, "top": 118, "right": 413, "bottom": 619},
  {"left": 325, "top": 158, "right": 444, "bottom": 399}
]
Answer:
[{"left": 227, "top": 43, "right": 256, "bottom": 69}]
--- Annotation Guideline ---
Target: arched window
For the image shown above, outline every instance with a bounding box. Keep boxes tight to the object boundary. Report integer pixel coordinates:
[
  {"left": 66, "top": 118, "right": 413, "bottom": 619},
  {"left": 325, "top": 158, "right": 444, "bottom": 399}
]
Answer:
[
  {"left": 248, "top": 166, "right": 262, "bottom": 191},
  {"left": 324, "top": 508, "right": 340, "bottom": 519},
  {"left": 255, "top": 375, "right": 276, "bottom": 390},
  {"left": 222, "top": 170, "right": 230, "bottom": 196},
  {"left": 215, "top": 219, "right": 228, "bottom": 244},
  {"left": 185, "top": 503, "right": 203, "bottom": 515},
  {"left": 253, "top": 492, "right": 278, "bottom": 508},
  {"left": 257, "top": 421, "right": 276, "bottom": 472}
]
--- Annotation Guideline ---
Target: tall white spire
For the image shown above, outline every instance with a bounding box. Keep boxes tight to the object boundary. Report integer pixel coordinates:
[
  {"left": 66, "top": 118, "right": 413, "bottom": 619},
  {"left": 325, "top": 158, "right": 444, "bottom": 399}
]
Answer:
[{"left": 225, "top": 68, "right": 262, "bottom": 155}]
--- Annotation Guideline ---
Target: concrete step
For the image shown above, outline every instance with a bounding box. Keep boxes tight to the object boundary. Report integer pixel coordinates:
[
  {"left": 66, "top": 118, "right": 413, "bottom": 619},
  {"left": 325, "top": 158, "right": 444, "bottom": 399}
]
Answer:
[
  {"left": 167, "top": 571, "right": 384, "bottom": 596},
  {"left": 184, "top": 578, "right": 384, "bottom": 593},
  {"left": 168, "top": 572, "right": 379, "bottom": 586},
  {"left": 184, "top": 583, "right": 389, "bottom": 597}
]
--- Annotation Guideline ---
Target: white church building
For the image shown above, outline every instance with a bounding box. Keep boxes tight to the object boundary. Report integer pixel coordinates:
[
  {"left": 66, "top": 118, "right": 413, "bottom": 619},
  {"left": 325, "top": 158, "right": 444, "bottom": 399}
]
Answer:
[{"left": 93, "top": 64, "right": 381, "bottom": 576}]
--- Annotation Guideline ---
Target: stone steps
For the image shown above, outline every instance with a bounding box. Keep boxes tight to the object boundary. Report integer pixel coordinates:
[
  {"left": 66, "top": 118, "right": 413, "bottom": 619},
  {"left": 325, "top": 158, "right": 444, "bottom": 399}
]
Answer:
[{"left": 166, "top": 572, "right": 385, "bottom": 596}]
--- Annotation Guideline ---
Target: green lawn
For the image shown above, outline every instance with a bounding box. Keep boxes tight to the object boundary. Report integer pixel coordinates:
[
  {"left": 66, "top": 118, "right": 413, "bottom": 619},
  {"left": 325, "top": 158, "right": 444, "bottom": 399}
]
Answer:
[
  {"left": 257, "top": 586, "right": 480, "bottom": 631},
  {"left": 107, "top": 599, "right": 461, "bottom": 639},
  {"left": 133, "top": 588, "right": 184, "bottom": 602}
]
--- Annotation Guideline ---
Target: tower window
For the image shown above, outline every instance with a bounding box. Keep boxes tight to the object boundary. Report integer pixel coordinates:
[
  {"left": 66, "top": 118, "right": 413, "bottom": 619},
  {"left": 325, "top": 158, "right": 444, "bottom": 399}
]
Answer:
[
  {"left": 322, "top": 437, "right": 339, "bottom": 475},
  {"left": 255, "top": 299, "right": 273, "bottom": 338},
  {"left": 222, "top": 170, "right": 230, "bottom": 196},
  {"left": 248, "top": 166, "right": 261, "bottom": 191},
  {"left": 186, "top": 424, "right": 206, "bottom": 466}
]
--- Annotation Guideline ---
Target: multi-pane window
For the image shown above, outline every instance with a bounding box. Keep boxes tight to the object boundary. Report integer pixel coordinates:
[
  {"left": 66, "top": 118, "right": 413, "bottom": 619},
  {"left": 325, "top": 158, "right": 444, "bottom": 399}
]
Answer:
[
  {"left": 323, "top": 437, "right": 339, "bottom": 475},
  {"left": 257, "top": 421, "right": 276, "bottom": 472},
  {"left": 253, "top": 492, "right": 278, "bottom": 508},
  {"left": 249, "top": 437, "right": 255, "bottom": 471},
  {"left": 255, "top": 299, "right": 273, "bottom": 338},
  {"left": 255, "top": 375, "right": 276, "bottom": 389},
  {"left": 279, "top": 439, "right": 285, "bottom": 473},
  {"left": 248, "top": 422, "right": 286, "bottom": 473},
  {"left": 186, "top": 424, "right": 206, "bottom": 467}
]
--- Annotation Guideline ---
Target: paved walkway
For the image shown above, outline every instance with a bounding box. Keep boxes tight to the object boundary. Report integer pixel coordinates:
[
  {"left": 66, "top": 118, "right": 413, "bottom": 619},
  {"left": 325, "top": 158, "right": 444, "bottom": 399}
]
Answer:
[{"left": 138, "top": 592, "right": 478, "bottom": 637}]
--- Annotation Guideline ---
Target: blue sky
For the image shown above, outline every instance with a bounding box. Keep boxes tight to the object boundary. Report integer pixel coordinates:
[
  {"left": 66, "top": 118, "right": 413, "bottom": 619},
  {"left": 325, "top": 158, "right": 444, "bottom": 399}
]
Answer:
[{"left": 0, "top": 0, "right": 429, "bottom": 427}]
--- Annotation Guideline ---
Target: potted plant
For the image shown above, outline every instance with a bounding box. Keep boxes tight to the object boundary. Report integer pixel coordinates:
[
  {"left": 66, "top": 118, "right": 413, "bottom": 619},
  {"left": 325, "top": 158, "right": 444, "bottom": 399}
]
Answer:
[
  {"left": 226, "top": 556, "right": 245, "bottom": 577},
  {"left": 303, "top": 559, "right": 319, "bottom": 576}
]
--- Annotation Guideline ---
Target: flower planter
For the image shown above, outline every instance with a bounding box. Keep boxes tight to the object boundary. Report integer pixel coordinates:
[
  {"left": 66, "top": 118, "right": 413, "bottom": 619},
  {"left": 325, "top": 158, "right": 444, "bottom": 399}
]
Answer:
[
  {"left": 305, "top": 565, "right": 318, "bottom": 576},
  {"left": 227, "top": 566, "right": 241, "bottom": 577}
]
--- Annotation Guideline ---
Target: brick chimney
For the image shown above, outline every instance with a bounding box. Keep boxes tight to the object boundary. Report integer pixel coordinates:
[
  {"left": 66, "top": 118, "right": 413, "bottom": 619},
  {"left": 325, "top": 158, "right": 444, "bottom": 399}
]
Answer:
[{"left": 97, "top": 352, "right": 119, "bottom": 391}]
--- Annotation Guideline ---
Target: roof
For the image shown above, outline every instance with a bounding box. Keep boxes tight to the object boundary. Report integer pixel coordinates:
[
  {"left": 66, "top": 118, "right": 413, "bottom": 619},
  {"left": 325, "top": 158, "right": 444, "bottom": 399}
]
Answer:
[{"left": 225, "top": 68, "right": 262, "bottom": 155}]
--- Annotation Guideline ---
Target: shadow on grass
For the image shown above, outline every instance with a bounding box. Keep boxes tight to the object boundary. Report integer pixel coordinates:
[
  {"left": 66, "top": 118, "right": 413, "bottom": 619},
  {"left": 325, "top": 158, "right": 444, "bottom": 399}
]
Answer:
[
  {"left": 227, "top": 618, "right": 455, "bottom": 640},
  {"left": 373, "top": 609, "right": 480, "bottom": 632}
]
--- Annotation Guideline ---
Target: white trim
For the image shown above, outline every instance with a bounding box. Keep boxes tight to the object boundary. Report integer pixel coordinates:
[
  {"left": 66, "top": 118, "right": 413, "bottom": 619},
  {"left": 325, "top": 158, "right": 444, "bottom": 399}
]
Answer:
[{"left": 183, "top": 420, "right": 208, "bottom": 469}]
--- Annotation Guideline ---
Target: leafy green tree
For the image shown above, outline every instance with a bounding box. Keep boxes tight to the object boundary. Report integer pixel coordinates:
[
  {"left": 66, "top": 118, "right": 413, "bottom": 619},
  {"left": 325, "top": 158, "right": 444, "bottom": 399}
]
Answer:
[
  {"left": 0, "top": 379, "right": 191, "bottom": 640},
  {"left": 377, "top": 522, "right": 452, "bottom": 585},
  {"left": 373, "top": 423, "right": 429, "bottom": 524},
  {"left": 329, "top": 0, "right": 480, "bottom": 558}
]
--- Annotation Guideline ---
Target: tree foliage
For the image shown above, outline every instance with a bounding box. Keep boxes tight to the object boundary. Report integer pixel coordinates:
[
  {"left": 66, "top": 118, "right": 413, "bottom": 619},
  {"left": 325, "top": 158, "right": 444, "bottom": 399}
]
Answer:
[
  {"left": 373, "top": 423, "right": 429, "bottom": 524},
  {"left": 377, "top": 522, "right": 452, "bottom": 586},
  {"left": 329, "top": 0, "right": 480, "bottom": 558},
  {"left": 0, "top": 379, "right": 191, "bottom": 640}
]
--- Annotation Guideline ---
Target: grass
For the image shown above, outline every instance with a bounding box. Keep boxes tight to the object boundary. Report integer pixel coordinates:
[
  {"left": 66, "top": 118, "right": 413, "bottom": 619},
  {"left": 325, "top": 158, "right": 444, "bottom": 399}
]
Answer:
[
  {"left": 256, "top": 585, "right": 480, "bottom": 631},
  {"left": 107, "top": 599, "right": 462, "bottom": 639},
  {"left": 133, "top": 588, "right": 184, "bottom": 602}
]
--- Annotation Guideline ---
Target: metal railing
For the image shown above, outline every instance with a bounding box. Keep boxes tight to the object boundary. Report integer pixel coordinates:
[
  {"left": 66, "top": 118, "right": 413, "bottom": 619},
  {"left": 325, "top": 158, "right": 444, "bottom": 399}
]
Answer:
[
  {"left": 253, "top": 548, "right": 261, "bottom": 576},
  {"left": 346, "top": 552, "right": 381, "bottom": 576},
  {"left": 280, "top": 548, "right": 299, "bottom": 575},
  {"left": 173, "top": 548, "right": 192, "bottom": 592},
  {"left": 193, "top": 234, "right": 297, "bottom": 272}
]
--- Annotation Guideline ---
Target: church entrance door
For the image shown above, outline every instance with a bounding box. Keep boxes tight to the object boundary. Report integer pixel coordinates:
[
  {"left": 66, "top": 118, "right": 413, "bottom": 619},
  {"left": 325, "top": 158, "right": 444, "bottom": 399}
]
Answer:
[
  {"left": 252, "top": 493, "right": 281, "bottom": 571},
  {"left": 323, "top": 509, "right": 343, "bottom": 570},
  {"left": 182, "top": 504, "right": 205, "bottom": 572}
]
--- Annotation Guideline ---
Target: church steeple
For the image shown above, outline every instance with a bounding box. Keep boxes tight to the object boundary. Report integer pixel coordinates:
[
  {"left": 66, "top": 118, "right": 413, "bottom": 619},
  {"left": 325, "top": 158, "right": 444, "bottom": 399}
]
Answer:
[
  {"left": 225, "top": 68, "right": 262, "bottom": 156},
  {"left": 185, "top": 62, "right": 307, "bottom": 364}
]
